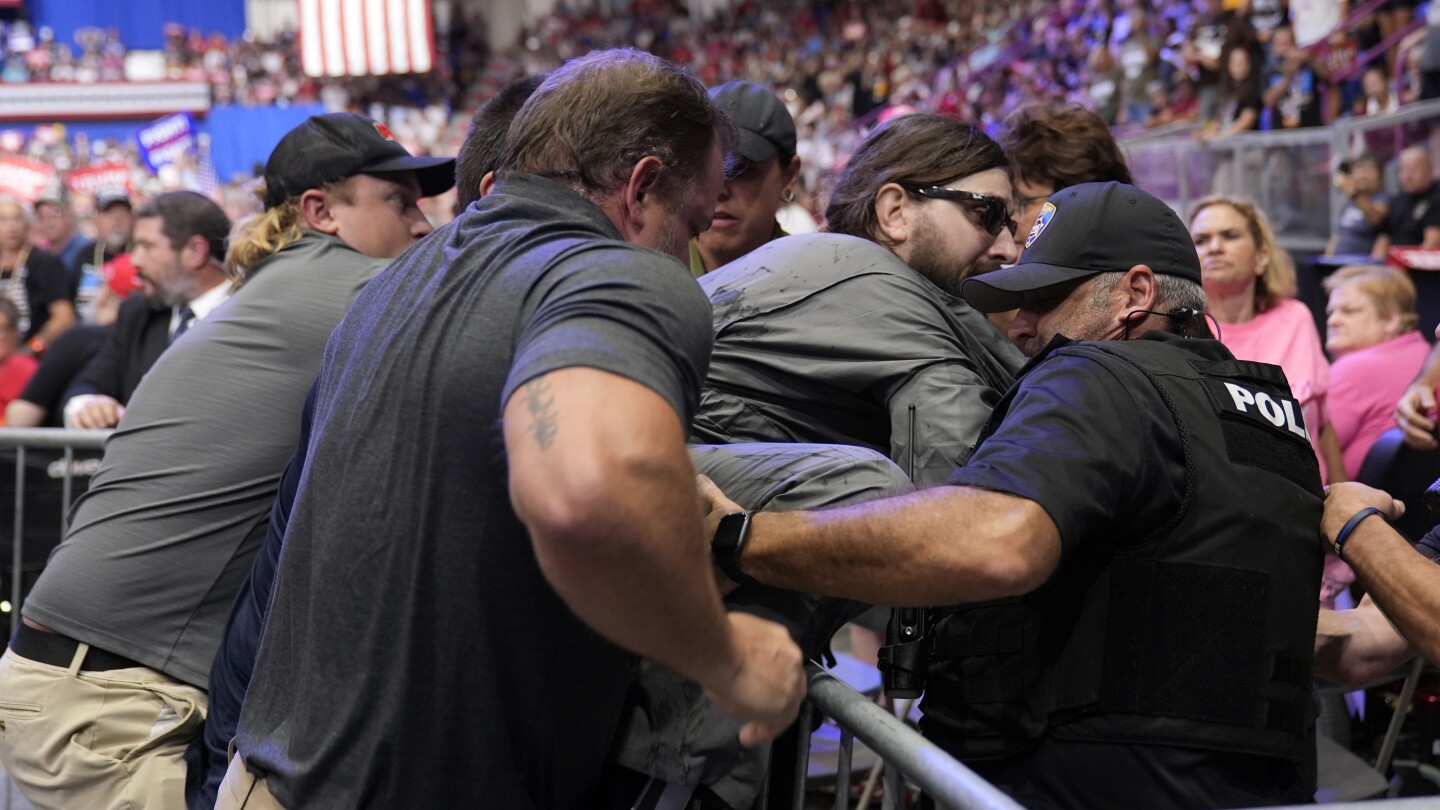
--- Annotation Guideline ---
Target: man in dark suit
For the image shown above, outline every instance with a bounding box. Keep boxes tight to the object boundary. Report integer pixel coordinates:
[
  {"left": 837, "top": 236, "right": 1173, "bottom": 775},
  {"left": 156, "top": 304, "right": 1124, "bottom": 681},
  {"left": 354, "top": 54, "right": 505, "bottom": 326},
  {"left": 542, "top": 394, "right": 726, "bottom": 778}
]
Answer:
[{"left": 63, "top": 191, "right": 231, "bottom": 429}]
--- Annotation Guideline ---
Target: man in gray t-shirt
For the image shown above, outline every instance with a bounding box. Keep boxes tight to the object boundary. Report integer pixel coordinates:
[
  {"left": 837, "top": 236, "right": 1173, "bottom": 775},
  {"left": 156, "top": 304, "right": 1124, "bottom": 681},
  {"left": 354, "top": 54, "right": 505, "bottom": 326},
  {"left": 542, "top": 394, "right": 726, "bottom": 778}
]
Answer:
[
  {"left": 226, "top": 51, "right": 806, "bottom": 809},
  {"left": 614, "top": 114, "right": 1026, "bottom": 808},
  {"left": 0, "top": 113, "right": 453, "bottom": 810}
]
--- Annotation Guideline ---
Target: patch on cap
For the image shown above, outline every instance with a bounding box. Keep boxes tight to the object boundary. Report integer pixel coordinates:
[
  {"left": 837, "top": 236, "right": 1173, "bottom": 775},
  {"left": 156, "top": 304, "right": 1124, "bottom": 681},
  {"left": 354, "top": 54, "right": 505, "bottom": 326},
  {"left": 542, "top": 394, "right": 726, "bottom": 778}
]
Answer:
[
  {"left": 373, "top": 122, "right": 396, "bottom": 141},
  {"left": 1025, "top": 202, "right": 1055, "bottom": 249}
]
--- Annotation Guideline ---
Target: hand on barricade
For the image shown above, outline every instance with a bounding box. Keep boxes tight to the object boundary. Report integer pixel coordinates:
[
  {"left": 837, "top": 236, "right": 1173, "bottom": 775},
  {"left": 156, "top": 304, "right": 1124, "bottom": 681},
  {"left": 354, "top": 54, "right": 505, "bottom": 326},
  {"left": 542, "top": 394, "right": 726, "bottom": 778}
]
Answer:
[
  {"left": 703, "top": 611, "right": 806, "bottom": 748},
  {"left": 68, "top": 395, "right": 124, "bottom": 429}
]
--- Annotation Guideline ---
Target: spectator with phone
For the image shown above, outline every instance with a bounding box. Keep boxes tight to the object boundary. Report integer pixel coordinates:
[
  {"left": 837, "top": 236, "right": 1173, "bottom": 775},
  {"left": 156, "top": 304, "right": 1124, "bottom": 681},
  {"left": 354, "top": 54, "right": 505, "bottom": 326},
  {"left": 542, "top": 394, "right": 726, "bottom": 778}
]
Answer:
[{"left": 1327, "top": 153, "right": 1391, "bottom": 257}]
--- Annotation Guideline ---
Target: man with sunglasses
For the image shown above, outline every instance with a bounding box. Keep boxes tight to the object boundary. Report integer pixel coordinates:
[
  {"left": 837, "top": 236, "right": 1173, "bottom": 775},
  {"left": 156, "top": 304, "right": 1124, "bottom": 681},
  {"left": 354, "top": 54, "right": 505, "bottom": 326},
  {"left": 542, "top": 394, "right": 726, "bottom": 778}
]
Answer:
[
  {"left": 693, "top": 112, "right": 1022, "bottom": 487},
  {"left": 605, "top": 114, "right": 1023, "bottom": 808},
  {"left": 702, "top": 183, "right": 1325, "bottom": 809}
]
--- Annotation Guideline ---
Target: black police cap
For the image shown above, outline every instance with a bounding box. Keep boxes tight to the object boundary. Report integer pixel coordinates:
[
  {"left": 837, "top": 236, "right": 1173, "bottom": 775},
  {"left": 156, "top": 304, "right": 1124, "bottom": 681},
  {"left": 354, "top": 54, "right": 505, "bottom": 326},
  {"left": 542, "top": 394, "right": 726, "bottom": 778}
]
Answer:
[
  {"left": 263, "top": 113, "right": 455, "bottom": 209},
  {"left": 962, "top": 182, "right": 1203, "bottom": 314}
]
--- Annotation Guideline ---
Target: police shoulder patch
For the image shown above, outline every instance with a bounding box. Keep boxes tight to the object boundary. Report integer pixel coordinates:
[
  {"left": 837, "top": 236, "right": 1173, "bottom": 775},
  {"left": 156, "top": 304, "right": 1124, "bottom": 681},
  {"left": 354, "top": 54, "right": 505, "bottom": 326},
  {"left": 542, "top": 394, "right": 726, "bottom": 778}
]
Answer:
[
  {"left": 1025, "top": 202, "right": 1056, "bottom": 249},
  {"left": 1208, "top": 378, "right": 1310, "bottom": 442}
]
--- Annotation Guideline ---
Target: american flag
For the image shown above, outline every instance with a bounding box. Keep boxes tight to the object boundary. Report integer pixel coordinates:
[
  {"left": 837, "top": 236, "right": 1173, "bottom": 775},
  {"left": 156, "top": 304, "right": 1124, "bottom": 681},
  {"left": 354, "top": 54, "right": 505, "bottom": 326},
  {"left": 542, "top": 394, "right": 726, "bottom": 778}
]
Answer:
[
  {"left": 298, "top": 0, "right": 436, "bottom": 78},
  {"left": 193, "top": 132, "right": 220, "bottom": 198}
]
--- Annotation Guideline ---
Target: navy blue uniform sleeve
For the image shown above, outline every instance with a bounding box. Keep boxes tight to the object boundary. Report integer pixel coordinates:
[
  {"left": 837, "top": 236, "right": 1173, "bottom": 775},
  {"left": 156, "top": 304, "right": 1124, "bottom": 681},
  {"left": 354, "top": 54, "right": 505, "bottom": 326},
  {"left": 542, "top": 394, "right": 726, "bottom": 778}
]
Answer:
[
  {"left": 949, "top": 352, "right": 1185, "bottom": 554},
  {"left": 1416, "top": 525, "right": 1440, "bottom": 560},
  {"left": 502, "top": 246, "right": 712, "bottom": 425}
]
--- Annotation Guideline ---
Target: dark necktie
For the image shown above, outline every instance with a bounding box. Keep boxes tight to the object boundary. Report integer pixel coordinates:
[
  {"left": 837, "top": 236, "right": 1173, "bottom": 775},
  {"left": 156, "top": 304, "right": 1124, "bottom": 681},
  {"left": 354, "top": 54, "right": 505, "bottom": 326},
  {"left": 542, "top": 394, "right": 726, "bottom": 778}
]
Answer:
[{"left": 172, "top": 305, "right": 195, "bottom": 344}]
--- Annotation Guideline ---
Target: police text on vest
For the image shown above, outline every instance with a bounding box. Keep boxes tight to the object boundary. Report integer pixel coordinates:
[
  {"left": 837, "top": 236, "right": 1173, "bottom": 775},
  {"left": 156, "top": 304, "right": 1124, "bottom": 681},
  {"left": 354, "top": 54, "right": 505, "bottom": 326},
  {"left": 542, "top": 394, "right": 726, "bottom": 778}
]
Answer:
[{"left": 1223, "top": 382, "right": 1309, "bottom": 440}]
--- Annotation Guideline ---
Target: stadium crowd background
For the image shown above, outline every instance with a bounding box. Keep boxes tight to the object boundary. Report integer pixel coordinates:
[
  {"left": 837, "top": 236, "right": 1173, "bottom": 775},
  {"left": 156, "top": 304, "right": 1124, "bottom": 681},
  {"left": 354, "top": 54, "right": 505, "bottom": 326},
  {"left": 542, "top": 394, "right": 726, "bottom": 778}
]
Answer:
[
  {"left": 0, "top": 0, "right": 1433, "bottom": 233},
  {"left": 2, "top": 0, "right": 1440, "bottom": 805}
]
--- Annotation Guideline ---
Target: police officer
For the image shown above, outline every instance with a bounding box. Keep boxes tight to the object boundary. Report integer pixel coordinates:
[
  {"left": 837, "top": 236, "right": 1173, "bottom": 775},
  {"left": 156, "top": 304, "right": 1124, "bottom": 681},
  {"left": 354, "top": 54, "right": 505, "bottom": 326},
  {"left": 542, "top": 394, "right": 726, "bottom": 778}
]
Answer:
[{"left": 702, "top": 182, "right": 1324, "bottom": 809}]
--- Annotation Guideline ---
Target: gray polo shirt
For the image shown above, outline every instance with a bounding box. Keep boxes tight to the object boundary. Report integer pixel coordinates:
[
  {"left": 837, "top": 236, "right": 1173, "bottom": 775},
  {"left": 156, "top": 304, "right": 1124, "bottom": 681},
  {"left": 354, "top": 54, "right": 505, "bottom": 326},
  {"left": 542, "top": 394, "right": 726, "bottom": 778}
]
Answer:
[{"left": 24, "top": 231, "right": 389, "bottom": 687}]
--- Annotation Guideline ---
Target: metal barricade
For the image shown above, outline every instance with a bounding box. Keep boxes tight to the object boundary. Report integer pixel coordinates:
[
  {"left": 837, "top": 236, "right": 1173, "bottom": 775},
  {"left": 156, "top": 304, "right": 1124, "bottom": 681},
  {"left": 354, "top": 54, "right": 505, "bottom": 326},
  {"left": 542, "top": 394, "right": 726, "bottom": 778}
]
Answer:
[
  {"left": 0, "top": 428, "right": 111, "bottom": 637},
  {"left": 1120, "top": 98, "right": 1440, "bottom": 254},
  {"left": 766, "top": 664, "right": 1023, "bottom": 810},
  {"left": 773, "top": 663, "right": 1440, "bottom": 809}
]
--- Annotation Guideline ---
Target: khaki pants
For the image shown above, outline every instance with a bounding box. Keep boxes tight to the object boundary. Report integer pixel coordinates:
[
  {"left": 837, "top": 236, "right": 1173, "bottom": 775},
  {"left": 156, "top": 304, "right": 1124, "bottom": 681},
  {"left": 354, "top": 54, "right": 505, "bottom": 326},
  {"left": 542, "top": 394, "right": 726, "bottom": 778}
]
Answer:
[
  {"left": 0, "top": 646, "right": 206, "bottom": 810},
  {"left": 215, "top": 753, "right": 286, "bottom": 810}
]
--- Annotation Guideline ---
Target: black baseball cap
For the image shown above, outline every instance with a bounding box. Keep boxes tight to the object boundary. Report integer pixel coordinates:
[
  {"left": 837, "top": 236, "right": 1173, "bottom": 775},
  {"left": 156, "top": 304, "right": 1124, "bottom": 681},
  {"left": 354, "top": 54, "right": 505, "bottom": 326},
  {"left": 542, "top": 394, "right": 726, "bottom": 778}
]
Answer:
[
  {"left": 962, "top": 181, "right": 1202, "bottom": 313},
  {"left": 95, "top": 188, "right": 132, "bottom": 211},
  {"left": 709, "top": 81, "right": 797, "bottom": 165},
  {"left": 263, "top": 113, "right": 455, "bottom": 209}
]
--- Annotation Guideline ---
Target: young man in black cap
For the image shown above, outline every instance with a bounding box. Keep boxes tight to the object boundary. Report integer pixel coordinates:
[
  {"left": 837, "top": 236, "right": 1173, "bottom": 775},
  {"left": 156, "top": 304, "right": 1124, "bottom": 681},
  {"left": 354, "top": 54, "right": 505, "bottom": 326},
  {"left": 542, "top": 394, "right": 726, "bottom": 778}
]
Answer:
[
  {"left": 690, "top": 80, "right": 802, "bottom": 275},
  {"left": 0, "top": 113, "right": 452, "bottom": 810},
  {"left": 702, "top": 182, "right": 1326, "bottom": 809}
]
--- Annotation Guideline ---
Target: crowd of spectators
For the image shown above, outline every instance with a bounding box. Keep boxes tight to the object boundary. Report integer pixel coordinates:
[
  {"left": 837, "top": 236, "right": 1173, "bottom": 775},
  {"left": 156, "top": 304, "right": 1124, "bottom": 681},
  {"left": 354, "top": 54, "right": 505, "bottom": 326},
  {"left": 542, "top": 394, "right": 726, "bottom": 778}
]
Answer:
[
  {"left": 0, "top": 0, "right": 1430, "bottom": 201},
  {"left": 0, "top": 0, "right": 1436, "bottom": 245},
  {"left": 2, "top": 13, "right": 1440, "bottom": 793}
]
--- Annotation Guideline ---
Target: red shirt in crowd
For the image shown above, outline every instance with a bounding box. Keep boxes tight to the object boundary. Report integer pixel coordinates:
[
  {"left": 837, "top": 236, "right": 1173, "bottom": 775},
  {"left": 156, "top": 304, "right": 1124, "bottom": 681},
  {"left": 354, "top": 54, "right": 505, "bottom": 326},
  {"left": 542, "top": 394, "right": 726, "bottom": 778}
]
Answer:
[{"left": 0, "top": 353, "right": 38, "bottom": 421}]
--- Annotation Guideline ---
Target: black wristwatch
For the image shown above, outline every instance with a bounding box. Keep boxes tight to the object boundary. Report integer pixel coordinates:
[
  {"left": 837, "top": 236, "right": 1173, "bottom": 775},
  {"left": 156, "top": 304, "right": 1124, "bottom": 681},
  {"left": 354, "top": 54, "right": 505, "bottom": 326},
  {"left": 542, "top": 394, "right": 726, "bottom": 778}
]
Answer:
[{"left": 712, "top": 511, "right": 758, "bottom": 588}]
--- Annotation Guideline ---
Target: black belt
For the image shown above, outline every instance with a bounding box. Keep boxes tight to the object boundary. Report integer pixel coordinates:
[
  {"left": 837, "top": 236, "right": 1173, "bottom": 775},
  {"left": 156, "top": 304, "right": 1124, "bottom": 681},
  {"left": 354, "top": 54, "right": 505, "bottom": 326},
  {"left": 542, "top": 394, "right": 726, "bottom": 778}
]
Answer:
[{"left": 10, "top": 622, "right": 147, "bottom": 671}]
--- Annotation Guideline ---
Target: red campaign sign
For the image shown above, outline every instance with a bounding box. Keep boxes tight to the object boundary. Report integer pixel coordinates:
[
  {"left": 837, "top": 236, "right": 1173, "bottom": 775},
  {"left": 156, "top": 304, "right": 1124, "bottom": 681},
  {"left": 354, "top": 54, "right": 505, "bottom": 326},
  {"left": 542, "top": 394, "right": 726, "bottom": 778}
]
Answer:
[
  {"left": 66, "top": 163, "right": 132, "bottom": 197},
  {"left": 0, "top": 156, "right": 56, "bottom": 203}
]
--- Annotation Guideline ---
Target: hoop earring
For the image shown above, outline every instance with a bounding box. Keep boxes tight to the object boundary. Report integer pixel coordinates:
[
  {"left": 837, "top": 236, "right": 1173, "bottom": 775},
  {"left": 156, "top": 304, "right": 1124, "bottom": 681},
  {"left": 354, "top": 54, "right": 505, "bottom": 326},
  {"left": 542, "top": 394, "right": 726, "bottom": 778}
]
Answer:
[{"left": 782, "top": 188, "right": 796, "bottom": 203}]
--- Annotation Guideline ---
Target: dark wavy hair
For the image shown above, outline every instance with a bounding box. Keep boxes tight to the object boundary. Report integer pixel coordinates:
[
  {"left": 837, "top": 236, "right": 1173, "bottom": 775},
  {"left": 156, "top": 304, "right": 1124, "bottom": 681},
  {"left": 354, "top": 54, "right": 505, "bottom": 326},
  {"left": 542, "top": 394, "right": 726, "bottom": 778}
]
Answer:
[
  {"left": 135, "top": 190, "right": 230, "bottom": 265},
  {"left": 998, "top": 101, "right": 1133, "bottom": 191},
  {"left": 823, "top": 113, "right": 1008, "bottom": 244}
]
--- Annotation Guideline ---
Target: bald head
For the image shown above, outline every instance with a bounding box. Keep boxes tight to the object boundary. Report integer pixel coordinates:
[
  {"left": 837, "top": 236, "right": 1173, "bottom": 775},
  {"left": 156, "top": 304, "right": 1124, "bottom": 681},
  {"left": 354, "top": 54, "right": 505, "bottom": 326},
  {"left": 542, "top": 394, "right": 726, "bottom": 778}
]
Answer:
[{"left": 1400, "top": 147, "right": 1433, "bottom": 196}]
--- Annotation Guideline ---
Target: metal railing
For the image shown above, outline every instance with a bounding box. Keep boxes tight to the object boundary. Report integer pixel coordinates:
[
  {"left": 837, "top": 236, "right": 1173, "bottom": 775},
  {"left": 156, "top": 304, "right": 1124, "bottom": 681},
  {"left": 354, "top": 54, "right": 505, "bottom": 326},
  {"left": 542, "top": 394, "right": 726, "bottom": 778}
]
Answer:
[
  {"left": 773, "top": 661, "right": 1440, "bottom": 809},
  {"left": 1121, "top": 98, "right": 1440, "bottom": 254},
  {"left": 1, "top": 426, "right": 1437, "bottom": 810},
  {"left": 764, "top": 664, "right": 1024, "bottom": 810},
  {"left": 0, "top": 428, "right": 111, "bottom": 636}
]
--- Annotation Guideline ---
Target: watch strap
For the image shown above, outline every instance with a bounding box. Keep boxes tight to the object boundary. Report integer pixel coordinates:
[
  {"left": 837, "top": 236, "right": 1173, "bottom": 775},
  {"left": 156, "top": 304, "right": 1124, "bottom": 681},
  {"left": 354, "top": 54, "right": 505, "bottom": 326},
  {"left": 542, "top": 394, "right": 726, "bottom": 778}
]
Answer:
[{"left": 712, "top": 511, "right": 758, "bottom": 588}]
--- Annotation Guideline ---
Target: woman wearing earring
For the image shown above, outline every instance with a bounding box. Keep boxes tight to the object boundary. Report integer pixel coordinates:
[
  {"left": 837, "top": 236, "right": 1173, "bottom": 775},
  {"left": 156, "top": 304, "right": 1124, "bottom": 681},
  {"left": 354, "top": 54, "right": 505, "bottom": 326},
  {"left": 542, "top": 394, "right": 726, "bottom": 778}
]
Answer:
[
  {"left": 1190, "top": 195, "right": 1345, "bottom": 483},
  {"left": 690, "top": 81, "right": 804, "bottom": 276}
]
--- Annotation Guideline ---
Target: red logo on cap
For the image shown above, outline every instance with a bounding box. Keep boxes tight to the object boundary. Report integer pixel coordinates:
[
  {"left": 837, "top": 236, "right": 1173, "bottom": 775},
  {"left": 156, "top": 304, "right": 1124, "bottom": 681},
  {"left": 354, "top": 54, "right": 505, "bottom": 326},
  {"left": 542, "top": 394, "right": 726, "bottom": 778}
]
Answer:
[{"left": 373, "top": 122, "right": 396, "bottom": 141}]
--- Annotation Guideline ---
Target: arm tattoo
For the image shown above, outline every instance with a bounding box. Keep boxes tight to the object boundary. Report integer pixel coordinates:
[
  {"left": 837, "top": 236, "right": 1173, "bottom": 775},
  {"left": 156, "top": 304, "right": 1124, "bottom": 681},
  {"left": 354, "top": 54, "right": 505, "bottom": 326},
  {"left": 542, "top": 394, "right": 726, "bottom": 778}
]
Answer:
[{"left": 523, "top": 377, "right": 559, "bottom": 450}]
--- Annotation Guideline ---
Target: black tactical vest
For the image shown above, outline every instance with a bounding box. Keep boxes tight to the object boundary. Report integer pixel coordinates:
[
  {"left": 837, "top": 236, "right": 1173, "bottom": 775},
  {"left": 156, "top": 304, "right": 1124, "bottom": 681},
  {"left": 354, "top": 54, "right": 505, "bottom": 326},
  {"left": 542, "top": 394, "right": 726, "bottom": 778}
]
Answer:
[{"left": 920, "top": 335, "right": 1324, "bottom": 766}]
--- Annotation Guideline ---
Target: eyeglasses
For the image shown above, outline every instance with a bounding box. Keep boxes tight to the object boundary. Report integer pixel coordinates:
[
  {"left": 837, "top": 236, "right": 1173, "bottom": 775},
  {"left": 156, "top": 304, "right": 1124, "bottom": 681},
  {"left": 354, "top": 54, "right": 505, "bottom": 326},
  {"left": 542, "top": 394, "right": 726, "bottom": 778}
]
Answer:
[{"left": 909, "top": 187, "right": 1019, "bottom": 238}]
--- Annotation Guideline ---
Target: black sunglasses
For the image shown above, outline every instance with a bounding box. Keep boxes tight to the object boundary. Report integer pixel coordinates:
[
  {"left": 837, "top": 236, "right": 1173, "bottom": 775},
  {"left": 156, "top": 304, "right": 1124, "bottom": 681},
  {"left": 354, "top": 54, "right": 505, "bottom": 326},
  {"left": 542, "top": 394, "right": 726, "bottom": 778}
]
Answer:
[{"left": 909, "top": 187, "right": 1019, "bottom": 238}]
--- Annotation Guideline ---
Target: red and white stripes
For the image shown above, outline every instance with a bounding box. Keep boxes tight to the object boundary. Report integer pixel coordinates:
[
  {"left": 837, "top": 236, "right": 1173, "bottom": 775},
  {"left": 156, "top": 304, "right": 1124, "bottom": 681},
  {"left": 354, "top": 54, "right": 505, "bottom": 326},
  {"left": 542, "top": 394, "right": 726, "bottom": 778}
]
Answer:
[{"left": 298, "top": 0, "right": 435, "bottom": 77}]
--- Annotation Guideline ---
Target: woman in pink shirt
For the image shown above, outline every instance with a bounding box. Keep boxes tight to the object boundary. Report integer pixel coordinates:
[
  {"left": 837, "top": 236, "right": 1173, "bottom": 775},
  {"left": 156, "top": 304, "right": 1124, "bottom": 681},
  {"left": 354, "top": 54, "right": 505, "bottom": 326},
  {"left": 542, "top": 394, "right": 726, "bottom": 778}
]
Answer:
[
  {"left": 1190, "top": 195, "right": 1345, "bottom": 483},
  {"left": 1324, "top": 264, "right": 1431, "bottom": 478}
]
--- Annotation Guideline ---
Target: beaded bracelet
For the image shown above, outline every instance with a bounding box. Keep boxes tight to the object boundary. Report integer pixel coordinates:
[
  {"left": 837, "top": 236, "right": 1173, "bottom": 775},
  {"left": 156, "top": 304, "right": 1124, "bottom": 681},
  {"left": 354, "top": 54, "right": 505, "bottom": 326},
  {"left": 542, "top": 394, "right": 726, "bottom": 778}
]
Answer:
[{"left": 1334, "top": 507, "right": 1385, "bottom": 559}]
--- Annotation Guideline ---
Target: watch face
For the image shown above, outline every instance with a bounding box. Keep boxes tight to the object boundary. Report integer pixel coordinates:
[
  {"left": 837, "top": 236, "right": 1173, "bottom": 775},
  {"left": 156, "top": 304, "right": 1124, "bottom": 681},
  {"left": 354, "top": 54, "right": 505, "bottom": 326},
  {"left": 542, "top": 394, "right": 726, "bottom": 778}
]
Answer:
[
  {"left": 713, "top": 511, "right": 754, "bottom": 586},
  {"left": 715, "top": 512, "right": 749, "bottom": 548}
]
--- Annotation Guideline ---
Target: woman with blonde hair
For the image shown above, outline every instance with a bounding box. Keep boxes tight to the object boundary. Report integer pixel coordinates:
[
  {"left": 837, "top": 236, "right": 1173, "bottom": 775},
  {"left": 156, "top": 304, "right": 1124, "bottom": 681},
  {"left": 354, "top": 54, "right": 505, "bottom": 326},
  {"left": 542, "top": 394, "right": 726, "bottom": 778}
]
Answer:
[
  {"left": 1190, "top": 195, "right": 1345, "bottom": 481},
  {"left": 1324, "top": 264, "right": 1430, "bottom": 477}
]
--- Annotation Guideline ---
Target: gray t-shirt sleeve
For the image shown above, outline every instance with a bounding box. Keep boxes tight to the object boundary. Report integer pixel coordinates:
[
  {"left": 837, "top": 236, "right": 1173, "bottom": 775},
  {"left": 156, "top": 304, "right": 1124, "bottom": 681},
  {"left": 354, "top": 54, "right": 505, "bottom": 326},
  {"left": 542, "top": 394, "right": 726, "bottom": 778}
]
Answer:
[{"left": 503, "top": 246, "right": 713, "bottom": 424}]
